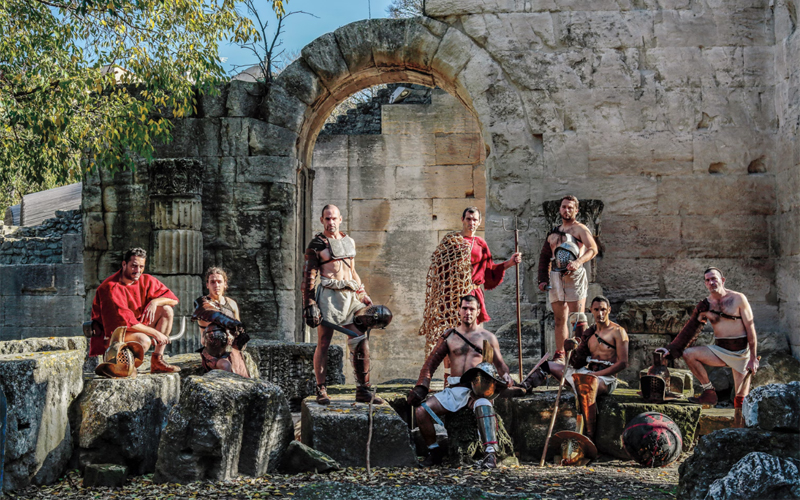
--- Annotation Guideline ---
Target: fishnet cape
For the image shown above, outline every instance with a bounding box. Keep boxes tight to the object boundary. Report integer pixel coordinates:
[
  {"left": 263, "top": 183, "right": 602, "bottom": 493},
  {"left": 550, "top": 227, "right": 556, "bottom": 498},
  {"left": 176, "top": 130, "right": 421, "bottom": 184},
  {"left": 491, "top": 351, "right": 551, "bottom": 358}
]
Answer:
[{"left": 418, "top": 231, "right": 474, "bottom": 357}]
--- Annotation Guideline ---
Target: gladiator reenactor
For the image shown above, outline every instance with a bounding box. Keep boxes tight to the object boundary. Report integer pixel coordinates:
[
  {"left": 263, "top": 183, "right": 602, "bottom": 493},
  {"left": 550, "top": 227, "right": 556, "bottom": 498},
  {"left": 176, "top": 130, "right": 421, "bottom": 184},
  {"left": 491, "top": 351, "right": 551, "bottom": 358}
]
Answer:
[
  {"left": 655, "top": 267, "right": 759, "bottom": 411},
  {"left": 303, "top": 204, "right": 393, "bottom": 405},
  {"left": 418, "top": 206, "right": 521, "bottom": 380},
  {"left": 88, "top": 247, "right": 181, "bottom": 377},
  {"left": 408, "top": 295, "right": 513, "bottom": 468},
  {"left": 191, "top": 267, "right": 250, "bottom": 377},
  {"left": 519, "top": 296, "right": 628, "bottom": 457},
  {"left": 537, "top": 195, "right": 598, "bottom": 364}
]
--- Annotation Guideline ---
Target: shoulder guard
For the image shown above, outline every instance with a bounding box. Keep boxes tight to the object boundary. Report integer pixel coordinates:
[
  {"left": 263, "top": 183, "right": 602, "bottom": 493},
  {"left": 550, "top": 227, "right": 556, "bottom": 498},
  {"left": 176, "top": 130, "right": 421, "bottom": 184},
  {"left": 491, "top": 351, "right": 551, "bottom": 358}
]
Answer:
[{"left": 308, "top": 233, "right": 328, "bottom": 253}]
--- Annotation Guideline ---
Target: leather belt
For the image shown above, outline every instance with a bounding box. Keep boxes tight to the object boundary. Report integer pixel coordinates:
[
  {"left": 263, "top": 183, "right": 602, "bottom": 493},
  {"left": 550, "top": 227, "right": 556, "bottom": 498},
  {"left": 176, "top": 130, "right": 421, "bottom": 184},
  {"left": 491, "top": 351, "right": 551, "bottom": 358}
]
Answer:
[
  {"left": 587, "top": 362, "right": 611, "bottom": 372},
  {"left": 715, "top": 336, "right": 748, "bottom": 351}
]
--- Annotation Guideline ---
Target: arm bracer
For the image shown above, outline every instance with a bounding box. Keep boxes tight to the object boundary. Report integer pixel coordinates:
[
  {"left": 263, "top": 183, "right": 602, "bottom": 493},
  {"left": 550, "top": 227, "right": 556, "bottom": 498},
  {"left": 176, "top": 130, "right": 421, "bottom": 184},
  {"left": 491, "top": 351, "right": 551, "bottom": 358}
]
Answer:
[
  {"left": 568, "top": 326, "right": 594, "bottom": 369},
  {"left": 415, "top": 336, "right": 450, "bottom": 389},
  {"left": 537, "top": 239, "right": 553, "bottom": 285},
  {"left": 666, "top": 299, "right": 710, "bottom": 360},
  {"left": 303, "top": 248, "right": 320, "bottom": 308}
]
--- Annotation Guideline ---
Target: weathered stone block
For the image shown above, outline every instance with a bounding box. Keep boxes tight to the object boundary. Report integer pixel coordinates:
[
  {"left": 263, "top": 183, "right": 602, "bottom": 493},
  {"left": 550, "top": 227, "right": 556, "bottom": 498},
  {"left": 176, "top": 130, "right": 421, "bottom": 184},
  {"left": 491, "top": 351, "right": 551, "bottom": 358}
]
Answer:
[
  {"left": 743, "top": 381, "right": 800, "bottom": 432},
  {"left": 301, "top": 32, "right": 351, "bottom": 91},
  {"left": 265, "top": 84, "right": 308, "bottom": 133},
  {"left": 333, "top": 20, "right": 376, "bottom": 75},
  {"left": 226, "top": 80, "right": 262, "bottom": 118},
  {"left": 150, "top": 230, "right": 203, "bottom": 275},
  {"left": 274, "top": 59, "right": 328, "bottom": 107},
  {"left": 151, "top": 198, "right": 202, "bottom": 231},
  {"left": 73, "top": 374, "right": 181, "bottom": 474},
  {"left": 351, "top": 199, "right": 432, "bottom": 232},
  {"left": 301, "top": 399, "right": 417, "bottom": 468},
  {"left": 247, "top": 340, "right": 344, "bottom": 408},
  {"left": 248, "top": 121, "right": 297, "bottom": 157},
  {"left": 154, "top": 371, "right": 293, "bottom": 482},
  {"left": 277, "top": 440, "right": 341, "bottom": 474},
  {"left": 430, "top": 27, "right": 473, "bottom": 84},
  {"left": 1, "top": 295, "right": 84, "bottom": 328},
  {"left": 697, "top": 407, "right": 735, "bottom": 437},
  {"left": 236, "top": 156, "right": 297, "bottom": 185},
  {"left": 0, "top": 350, "right": 84, "bottom": 491},
  {"left": 595, "top": 388, "right": 702, "bottom": 459},
  {"left": 197, "top": 84, "right": 228, "bottom": 118},
  {"left": 678, "top": 428, "right": 800, "bottom": 500},
  {"left": 705, "top": 452, "right": 800, "bottom": 500},
  {"left": 384, "top": 133, "right": 436, "bottom": 167},
  {"left": 444, "top": 405, "right": 514, "bottom": 466},
  {"left": 617, "top": 299, "right": 698, "bottom": 335},
  {"left": 62, "top": 234, "right": 84, "bottom": 264},
  {"left": 434, "top": 133, "right": 482, "bottom": 165},
  {"left": 0, "top": 336, "right": 87, "bottom": 356},
  {"left": 82, "top": 464, "right": 128, "bottom": 488},
  {"left": 150, "top": 275, "right": 202, "bottom": 318},
  {"left": 494, "top": 388, "right": 578, "bottom": 462}
]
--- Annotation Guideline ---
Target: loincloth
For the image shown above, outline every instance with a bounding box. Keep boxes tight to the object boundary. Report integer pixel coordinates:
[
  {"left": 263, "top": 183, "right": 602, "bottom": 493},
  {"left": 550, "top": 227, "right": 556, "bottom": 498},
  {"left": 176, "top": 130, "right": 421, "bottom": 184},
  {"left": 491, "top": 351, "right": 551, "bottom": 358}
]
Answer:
[
  {"left": 549, "top": 268, "right": 588, "bottom": 303},
  {"left": 316, "top": 277, "right": 366, "bottom": 326},
  {"left": 431, "top": 376, "right": 471, "bottom": 412},
  {"left": 707, "top": 340, "right": 750, "bottom": 375},
  {"left": 565, "top": 358, "right": 618, "bottom": 394}
]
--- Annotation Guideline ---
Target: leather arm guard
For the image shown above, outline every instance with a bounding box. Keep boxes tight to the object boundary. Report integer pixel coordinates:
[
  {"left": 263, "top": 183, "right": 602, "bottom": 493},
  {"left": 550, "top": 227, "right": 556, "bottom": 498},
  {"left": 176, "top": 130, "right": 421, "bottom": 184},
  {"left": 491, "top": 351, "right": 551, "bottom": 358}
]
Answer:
[
  {"left": 302, "top": 248, "right": 322, "bottom": 327},
  {"left": 407, "top": 385, "right": 429, "bottom": 407},
  {"left": 192, "top": 297, "right": 245, "bottom": 333},
  {"left": 665, "top": 298, "right": 710, "bottom": 360},
  {"left": 537, "top": 239, "right": 553, "bottom": 286},
  {"left": 415, "top": 335, "right": 450, "bottom": 389},
  {"left": 569, "top": 326, "right": 595, "bottom": 369}
]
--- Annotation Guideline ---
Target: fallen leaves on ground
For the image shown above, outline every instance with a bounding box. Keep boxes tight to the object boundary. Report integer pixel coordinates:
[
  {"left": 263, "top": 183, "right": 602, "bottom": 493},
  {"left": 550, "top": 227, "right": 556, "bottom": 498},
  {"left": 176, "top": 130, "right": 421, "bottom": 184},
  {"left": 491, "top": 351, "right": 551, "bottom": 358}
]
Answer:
[{"left": 14, "top": 457, "right": 681, "bottom": 500}]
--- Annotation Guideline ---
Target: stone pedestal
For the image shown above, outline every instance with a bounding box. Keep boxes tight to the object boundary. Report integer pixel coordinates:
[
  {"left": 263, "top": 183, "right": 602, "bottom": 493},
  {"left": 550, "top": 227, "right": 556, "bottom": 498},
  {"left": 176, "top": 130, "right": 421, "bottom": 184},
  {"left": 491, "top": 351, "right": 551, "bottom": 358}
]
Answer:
[
  {"left": 73, "top": 374, "right": 181, "bottom": 474},
  {"left": 301, "top": 399, "right": 417, "bottom": 468},
  {"left": 494, "top": 387, "right": 578, "bottom": 462},
  {"left": 0, "top": 350, "right": 84, "bottom": 491}
]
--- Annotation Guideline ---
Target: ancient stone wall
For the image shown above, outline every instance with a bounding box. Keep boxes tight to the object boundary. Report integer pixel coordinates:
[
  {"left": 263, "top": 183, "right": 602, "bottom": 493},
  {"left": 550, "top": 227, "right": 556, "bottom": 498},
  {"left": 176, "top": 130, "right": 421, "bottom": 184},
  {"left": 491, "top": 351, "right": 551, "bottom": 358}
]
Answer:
[
  {"left": 311, "top": 89, "right": 486, "bottom": 382},
  {"left": 773, "top": 0, "right": 800, "bottom": 359},
  {"left": 0, "top": 210, "right": 84, "bottom": 340}
]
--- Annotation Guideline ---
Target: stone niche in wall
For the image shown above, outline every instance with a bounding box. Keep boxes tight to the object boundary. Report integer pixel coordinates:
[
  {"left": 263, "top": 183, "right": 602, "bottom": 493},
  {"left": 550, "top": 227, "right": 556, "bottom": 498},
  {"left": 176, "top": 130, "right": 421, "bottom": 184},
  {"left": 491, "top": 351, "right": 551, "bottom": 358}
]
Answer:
[{"left": 311, "top": 88, "right": 487, "bottom": 383}]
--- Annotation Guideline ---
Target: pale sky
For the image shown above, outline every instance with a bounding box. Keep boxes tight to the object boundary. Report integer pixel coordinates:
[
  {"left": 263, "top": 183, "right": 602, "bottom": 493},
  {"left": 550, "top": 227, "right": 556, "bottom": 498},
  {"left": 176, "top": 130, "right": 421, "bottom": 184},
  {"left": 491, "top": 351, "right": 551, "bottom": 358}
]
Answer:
[{"left": 220, "top": 0, "right": 396, "bottom": 75}]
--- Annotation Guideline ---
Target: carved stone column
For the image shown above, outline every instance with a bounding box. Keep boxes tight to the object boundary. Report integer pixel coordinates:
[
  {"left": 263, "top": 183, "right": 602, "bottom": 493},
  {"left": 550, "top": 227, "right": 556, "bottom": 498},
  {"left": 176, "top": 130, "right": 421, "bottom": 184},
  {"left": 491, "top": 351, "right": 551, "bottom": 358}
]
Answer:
[{"left": 149, "top": 159, "right": 204, "bottom": 354}]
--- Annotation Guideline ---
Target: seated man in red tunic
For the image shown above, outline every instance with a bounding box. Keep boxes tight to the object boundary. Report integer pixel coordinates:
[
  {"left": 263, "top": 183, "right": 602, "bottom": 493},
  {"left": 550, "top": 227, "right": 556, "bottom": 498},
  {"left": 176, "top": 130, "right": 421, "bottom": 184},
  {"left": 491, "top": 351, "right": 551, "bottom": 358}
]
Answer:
[
  {"left": 89, "top": 247, "right": 181, "bottom": 375},
  {"left": 418, "top": 206, "right": 522, "bottom": 380}
]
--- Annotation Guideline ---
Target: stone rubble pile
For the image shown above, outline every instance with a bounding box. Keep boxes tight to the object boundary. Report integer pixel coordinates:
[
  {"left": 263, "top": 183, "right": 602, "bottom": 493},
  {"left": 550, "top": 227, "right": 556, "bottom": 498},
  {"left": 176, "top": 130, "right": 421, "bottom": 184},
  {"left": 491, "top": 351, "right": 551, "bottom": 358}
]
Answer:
[{"left": 0, "top": 209, "right": 81, "bottom": 265}]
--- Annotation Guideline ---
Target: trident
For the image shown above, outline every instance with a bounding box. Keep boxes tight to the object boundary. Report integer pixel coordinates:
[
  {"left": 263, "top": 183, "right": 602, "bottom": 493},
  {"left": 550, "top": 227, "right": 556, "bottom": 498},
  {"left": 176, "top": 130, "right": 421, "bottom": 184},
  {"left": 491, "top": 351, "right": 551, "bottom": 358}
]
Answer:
[{"left": 502, "top": 216, "right": 528, "bottom": 382}]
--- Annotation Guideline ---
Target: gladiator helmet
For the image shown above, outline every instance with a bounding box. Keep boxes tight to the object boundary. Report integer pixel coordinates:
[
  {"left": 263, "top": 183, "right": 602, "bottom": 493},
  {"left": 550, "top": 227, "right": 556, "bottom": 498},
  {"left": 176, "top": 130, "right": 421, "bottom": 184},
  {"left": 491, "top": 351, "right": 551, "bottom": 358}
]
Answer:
[
  {"left": 552, "top": 431, "right": 598, "bottom": 466},
  {"left": 95, "top": 326, "right": 145, "bottom": 378},
  {"left": 622, "top": 412, "right": 683, "bottom": 467},
  {"left": 353, "top": 304, "right": 393, "bottom": 333},
  {"left": 640, "top": 352, "right": 672, "bottom": 403},
  {"left": 203, "top": 324, "right": 233, "bottom": 350},
  {"left": 462, "top": 361, "right": 506, "bottom": 400},
  {"left": 553, "top": 236, "right": 580, "bottom": 272}
]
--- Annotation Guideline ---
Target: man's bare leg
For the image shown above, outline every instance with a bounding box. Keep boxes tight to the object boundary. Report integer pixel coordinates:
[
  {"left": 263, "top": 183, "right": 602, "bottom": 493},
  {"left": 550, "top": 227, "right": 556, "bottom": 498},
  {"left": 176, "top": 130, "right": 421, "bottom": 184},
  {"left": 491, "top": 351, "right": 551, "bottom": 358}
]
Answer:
[
  {"left": 148, "top": 305, "right": 180, "bottom": 373},
  {"left": 732, "top": 367, "right": 751, "bottom": 427},
  {"left": 552, "top": 301, "right": 570, "bottom": 361},
  {"left": 684, "top": 346, "right": 727, "bottom": 405},
  {"left": 415, "top": 397, "right": 448, "bottom": 466},
  {"left": 314, "top": 325, "right": 335, "bottom": 404}
]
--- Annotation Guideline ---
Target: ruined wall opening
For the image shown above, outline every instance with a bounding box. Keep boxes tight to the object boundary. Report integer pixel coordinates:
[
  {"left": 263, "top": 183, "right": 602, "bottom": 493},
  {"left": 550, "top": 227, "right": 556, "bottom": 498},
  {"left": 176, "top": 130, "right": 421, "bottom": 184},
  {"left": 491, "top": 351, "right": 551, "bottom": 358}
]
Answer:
[{"left": 306, "top": 82, "right": 488, "bottom": 383}]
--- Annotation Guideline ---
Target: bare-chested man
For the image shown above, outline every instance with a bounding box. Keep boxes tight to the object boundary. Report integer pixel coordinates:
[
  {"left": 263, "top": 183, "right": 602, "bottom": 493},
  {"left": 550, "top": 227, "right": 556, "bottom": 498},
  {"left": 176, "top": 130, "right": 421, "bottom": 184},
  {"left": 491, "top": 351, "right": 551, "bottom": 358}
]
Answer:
[
  {"left": 656, "top": 267, "right": 759, "bottom": 409},
  {"left": 408, "top": 295, "right": 513, "bottom": 468},
  {"left": 520, "top": 296, "right": 628, "bottom": 439},
  {"left": 537, "top": 195, "right": 599, "bottom": 363},
  {"left": 303, "top": 205, "right": 390, "bottom": 405}
]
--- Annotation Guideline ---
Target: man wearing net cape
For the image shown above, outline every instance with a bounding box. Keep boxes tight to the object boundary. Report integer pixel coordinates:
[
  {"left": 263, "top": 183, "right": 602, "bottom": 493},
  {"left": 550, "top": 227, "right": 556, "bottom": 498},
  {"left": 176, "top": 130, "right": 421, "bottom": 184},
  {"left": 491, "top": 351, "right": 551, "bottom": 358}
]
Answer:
[{"left": 418, "top": 207, "right": 521, "bottom": 379}]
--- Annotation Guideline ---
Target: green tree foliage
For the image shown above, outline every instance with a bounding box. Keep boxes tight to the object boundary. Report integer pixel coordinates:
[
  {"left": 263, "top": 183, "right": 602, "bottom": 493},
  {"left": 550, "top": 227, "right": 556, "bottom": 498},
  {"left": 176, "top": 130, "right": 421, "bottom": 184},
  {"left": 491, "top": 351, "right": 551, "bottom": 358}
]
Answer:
[{"left": 0, "top": 0, "right": 261, "bottom": 213}]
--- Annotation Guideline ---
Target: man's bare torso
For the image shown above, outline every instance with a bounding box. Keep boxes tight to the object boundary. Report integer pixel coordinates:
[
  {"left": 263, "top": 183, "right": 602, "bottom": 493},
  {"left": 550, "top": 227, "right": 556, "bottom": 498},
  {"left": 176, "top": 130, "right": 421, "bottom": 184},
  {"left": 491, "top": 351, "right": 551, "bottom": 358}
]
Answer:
[
  {"left": 547, "top": 222, "right": 592, "bottom": 256},
  {"left": 445, "top": 328, "right": 494, "bottom": 377},
  {"left": 318, "top": 233, "right": 356, "bottom": 282},
  {"left": 702, "top": 291, "right": 748, "bottom": 338},
  {"left": 586, "top": 321, "right": 626, "bottom": 364}
]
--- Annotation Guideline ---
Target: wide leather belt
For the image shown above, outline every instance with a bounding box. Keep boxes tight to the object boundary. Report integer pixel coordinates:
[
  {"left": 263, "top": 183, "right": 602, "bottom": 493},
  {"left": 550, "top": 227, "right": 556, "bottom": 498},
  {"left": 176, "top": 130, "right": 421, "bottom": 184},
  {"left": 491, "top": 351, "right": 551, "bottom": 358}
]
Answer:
[
  {"left": 587, "top": 362, "right": 611, "bottom": 372},
  {"left": 715, "top": 336, "right": 748, "bottom": 351}
]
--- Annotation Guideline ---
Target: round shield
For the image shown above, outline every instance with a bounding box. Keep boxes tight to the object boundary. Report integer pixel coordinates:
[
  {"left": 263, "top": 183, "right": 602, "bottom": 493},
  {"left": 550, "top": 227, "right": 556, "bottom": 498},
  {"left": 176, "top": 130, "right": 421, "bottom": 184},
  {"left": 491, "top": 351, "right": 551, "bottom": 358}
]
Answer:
[
  {"left": 552, "top": 431, "right": 597, "bottom": 465},
  {"left": 462, "top": 361, "right": 505, "bottom": 400},
  {"left": 622, "top": 412, "right": 683, "bottom": 467}
]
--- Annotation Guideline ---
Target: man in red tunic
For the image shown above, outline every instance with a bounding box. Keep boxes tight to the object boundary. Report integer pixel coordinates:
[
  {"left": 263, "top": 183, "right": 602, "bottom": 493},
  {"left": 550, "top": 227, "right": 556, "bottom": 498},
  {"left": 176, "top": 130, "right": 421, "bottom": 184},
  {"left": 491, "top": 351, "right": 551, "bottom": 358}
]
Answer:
[
  {"left": 419, "top": 207, "right": 521, "bottom": 373},
  {"left": 90, "top": 247, "right": 181, "bottom": 374}
]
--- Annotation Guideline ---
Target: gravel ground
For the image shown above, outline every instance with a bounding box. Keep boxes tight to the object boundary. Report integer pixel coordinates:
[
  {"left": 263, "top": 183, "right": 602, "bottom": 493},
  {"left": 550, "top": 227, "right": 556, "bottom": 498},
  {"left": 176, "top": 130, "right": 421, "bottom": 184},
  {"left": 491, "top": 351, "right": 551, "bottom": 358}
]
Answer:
[{"left": 13, "top": 455, "right": 682, "bottom": 499}]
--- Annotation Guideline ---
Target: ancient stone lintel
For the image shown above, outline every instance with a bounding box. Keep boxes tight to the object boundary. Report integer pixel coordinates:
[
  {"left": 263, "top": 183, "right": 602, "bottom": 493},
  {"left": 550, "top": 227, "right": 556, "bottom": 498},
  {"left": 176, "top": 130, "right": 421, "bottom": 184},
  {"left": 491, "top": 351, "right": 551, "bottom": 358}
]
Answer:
[
  {"left": 149, "top": 159, "right": 204, "bottom": 197},
  {"left": 617, "top": 299, "right": 699, "bottom": 335},
  {"left": 542, "top": 199, "right": 604, "bottom": 235}
]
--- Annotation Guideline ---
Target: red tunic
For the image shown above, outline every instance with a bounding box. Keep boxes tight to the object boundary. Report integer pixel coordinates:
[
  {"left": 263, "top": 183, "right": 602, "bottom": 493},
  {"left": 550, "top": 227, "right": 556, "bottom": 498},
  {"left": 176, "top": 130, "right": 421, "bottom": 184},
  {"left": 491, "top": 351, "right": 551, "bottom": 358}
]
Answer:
[
  {"left": 463, "top": 235, "right": 507, "bottom": 324},
  {"left": 89, "top": 270, "right": 178, "bottom": 356}
]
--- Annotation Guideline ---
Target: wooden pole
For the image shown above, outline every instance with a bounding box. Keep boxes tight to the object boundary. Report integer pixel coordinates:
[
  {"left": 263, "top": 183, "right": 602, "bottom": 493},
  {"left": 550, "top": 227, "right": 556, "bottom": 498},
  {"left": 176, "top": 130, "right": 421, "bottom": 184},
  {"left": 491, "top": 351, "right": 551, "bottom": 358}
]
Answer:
[
  {"left": 539, "top": 350, "right": 572, "bottom": 467},
  {"left": 514, "top": 219, "right": 523, "bottom": 382}
]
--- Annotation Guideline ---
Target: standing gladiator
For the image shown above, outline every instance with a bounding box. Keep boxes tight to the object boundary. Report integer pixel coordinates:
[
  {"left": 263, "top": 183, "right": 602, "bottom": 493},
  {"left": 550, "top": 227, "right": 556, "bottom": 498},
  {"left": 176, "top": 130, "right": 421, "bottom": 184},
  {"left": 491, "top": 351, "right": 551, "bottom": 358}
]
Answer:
[
  {"left": 537, "top": 196, "right": 598, "bottom": 363},
  {"left": 418, "top": 207, "right": 521, "bottom": 376},
  {"left": 303, "top": 205, "right": 392, "bottom": 405},
  {"left": 655, "top": 267, "right": 759, "bottom": 410}
]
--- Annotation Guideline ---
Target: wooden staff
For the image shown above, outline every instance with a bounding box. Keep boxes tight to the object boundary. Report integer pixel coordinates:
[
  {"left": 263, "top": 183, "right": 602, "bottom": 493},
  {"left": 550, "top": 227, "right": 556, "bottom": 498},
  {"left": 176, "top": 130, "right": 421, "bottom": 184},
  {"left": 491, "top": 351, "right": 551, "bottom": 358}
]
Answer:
[
  {"left": 539, "top": 350, "right": 573, "bottom": 467},
  {"left": 503, "top": 216, "right": 525, "bottom": 382}
]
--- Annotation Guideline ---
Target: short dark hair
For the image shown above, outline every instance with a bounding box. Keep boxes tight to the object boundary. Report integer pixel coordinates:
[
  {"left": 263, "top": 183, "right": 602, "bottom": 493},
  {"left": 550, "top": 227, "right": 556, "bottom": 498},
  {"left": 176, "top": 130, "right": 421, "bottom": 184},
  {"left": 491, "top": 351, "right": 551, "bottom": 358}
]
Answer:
[
  {"left": 462, "top": 206, "right": 481, "bottom": 220},
  {"left": 122, "top": 247, "right": 147, "bottom": 265},
  {"left": 321, "top": 204, "right": 339, "bottom": 217},
  {"left": 460, "top": 294, "right": 481, "bottom": 309},
  {"left": 561, "top": 195, "right": 579, "bottom": 207},
  {"left": 704, "top": 267, "right": 724, "bottom": 278},
  {"left": 591, "top": 295, "right": 610, "bottom": 308}
]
